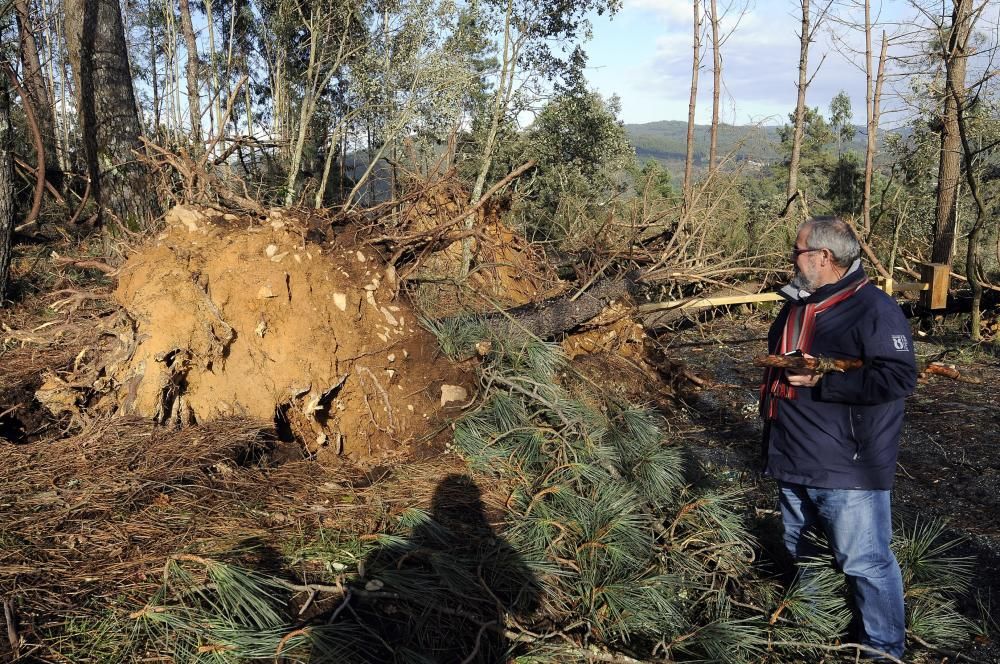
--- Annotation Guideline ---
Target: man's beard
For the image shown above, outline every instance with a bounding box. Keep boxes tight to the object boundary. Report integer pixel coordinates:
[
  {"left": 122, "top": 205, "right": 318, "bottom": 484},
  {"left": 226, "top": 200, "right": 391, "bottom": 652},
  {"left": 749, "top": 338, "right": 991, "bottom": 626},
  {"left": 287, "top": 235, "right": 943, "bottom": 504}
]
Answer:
[{"left": 790, "top": 268, "right": 817, "bottom": 292}]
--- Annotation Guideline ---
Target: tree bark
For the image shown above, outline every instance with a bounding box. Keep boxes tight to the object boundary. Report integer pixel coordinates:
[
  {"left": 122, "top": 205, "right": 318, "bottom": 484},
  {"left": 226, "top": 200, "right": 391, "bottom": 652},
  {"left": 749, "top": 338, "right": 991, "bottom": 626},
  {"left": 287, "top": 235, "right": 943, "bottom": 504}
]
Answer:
[
  {"left": 708, "top": 0, "right": 721, "bottom": 172},
  {"left": 951, "top": 52, "right": 988, "bottom": 340},
  {"left": 178, "top": 0, "right": 203, "bottom": 147},
  {"left": 931, "top": 0, "right": 972, "bottom": 266},
  {"left": 14, "top": 0, "right": 60, "bottom": 183},
  {"left": 682, "top": 0, "right": 701, "bottom": 215},
  {"left": 475, "top": 273, "right": 636, "bottom": 341},
  {"left": 65, "top": 0, "right": 158, "bottom": 228},
  {"left": 862, "top": 31, "right": 888, "bottom": 239},
  {"left": 149, "top": 8, "right": 161, "bottom": 133},
  {"left": 785, "top": 0, "right": 810, "bottom": 219},
  {"left": 205, "top": 0, "right": 220, "bottom": 142},
  {"left": 0, "top": 78, "right": 14, "bottom": 304}
]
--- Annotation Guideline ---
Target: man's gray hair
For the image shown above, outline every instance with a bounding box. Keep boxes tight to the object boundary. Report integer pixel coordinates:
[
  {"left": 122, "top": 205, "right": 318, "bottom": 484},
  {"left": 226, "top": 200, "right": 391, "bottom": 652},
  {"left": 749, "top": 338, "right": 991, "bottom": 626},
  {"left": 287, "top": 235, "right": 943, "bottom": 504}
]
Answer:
[{"left": 802, "top": 216, "right": 860, "bottom": 268}]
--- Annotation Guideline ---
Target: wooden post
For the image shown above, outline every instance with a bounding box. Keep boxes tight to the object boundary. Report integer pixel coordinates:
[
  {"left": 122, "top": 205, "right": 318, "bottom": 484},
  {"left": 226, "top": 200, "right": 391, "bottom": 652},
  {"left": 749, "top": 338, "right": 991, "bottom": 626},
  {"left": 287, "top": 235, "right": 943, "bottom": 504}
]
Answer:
[
  {"left": 876, "top": 275, "right": 893, "bottom": 295},
  {"left": 920, "top": 263, "right": 949, "bottom": 310}
]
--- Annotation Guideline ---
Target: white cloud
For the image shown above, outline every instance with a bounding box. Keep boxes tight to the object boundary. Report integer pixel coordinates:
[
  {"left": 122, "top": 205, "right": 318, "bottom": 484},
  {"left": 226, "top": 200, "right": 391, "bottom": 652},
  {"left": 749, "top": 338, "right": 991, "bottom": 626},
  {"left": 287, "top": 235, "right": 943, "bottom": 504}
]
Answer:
[
  {"left": 588, "top": 0, "right": 957, "bottom": 124},
  {"left": 624, "top": 0, "right": 695, "bottom": 24}
]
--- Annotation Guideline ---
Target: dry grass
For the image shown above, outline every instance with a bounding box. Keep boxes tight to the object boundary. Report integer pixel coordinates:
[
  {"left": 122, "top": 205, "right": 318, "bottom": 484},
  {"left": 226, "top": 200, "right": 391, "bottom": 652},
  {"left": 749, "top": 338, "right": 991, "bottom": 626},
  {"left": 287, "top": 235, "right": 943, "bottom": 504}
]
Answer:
[
  {"left": 0, "top": 290, "right": 475, "bottom": 657},
  {"left": 0, "top": 290, "right": 114, "bottom": 395},
  {"left": 0, "top": 407, "right": 477, "bottom": 658}
]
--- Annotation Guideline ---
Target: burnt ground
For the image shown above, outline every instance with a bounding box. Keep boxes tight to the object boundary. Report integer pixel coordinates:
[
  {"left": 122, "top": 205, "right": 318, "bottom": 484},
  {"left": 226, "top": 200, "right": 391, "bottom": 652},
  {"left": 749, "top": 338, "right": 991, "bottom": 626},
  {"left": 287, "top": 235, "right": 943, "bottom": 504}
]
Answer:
[{"left": 652, "top": 312, "right": 1000, "bottom": 663}]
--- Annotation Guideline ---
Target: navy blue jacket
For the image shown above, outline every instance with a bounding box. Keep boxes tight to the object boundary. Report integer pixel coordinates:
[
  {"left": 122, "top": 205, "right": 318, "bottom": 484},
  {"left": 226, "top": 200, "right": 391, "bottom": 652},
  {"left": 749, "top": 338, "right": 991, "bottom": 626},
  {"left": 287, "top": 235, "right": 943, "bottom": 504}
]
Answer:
[{"left": 763, "top": 268, "right": 917, "bottom": 490}]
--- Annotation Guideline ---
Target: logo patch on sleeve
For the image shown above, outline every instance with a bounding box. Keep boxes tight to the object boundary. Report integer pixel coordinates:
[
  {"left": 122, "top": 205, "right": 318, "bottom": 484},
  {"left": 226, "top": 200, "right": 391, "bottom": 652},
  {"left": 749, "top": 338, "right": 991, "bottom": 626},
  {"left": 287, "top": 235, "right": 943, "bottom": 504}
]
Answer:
[{"left": 891, "top": 335, "right": 909, "bottom": 351}]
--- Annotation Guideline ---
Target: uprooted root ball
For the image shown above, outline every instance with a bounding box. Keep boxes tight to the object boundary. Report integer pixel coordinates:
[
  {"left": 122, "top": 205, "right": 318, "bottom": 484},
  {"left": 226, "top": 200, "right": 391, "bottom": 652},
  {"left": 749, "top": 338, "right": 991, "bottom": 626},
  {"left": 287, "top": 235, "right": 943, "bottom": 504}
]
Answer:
[{"left": 35, "top": 205, "right": 472, "bottom": 462}]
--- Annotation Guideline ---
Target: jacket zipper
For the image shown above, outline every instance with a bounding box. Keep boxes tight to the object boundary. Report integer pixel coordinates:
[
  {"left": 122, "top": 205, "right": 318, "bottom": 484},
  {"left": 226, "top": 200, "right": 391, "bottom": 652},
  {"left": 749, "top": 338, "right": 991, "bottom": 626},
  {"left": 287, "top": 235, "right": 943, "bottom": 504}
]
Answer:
[{"left": 849, "top": 406, "right": 860, "bottom": 461}]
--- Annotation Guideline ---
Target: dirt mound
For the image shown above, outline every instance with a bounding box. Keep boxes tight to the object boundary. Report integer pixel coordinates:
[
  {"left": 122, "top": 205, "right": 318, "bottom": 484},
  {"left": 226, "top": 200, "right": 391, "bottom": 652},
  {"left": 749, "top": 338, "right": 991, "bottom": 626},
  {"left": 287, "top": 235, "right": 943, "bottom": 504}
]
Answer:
[
  {"left": 37, "top": 205, "right": 471, "bottom": 462},
  {"left": 399, "top": 182, "right": 562, "bottom": 316}
]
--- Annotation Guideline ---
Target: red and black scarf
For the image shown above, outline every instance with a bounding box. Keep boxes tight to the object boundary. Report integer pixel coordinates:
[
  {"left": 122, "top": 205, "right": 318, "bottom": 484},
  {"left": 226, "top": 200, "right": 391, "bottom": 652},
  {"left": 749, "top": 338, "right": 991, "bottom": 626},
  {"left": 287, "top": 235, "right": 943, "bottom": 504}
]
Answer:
[{"left": 761, "top": 273, "right": 868, "bottom": 419}]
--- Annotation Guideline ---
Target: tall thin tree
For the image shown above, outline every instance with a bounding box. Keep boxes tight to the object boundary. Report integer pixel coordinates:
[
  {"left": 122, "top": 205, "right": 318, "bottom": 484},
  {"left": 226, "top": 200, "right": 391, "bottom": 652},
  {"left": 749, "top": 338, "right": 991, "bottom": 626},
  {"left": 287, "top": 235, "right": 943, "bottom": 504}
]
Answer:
[
  {"left": 708, "top": 0, "right": 721, "bottom": 172},
  {"left": 14, "top": 0, "right": 59, "bottom": 182},
  {"left": 931, "top": 0, "right": 973, "bottom": 266},
  {"left": 178, "top": 0, "right": 202, "bottom": 147},
  {"left": 783, "top": 0, "right": 832, "bottom": 218},
  {"left": 0, "top": 74, "right": 14, "bottom": 304},
  {"left": 682, "top": 0, "right": 701, "bottom": 214}
]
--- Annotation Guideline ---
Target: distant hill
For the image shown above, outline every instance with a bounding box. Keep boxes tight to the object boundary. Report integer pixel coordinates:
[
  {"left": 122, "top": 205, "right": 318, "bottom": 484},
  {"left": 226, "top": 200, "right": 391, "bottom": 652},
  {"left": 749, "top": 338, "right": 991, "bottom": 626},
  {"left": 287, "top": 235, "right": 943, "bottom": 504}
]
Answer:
[{"left": 625, "top": 120, "right": 881, "bottom": 179}]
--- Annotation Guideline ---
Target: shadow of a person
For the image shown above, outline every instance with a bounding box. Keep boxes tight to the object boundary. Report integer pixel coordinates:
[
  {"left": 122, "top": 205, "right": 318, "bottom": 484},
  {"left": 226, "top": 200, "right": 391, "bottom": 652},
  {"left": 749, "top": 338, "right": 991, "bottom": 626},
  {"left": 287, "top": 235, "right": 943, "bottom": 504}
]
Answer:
[{"left": 329, "top": 473, "right": 540, "bottom": 663}]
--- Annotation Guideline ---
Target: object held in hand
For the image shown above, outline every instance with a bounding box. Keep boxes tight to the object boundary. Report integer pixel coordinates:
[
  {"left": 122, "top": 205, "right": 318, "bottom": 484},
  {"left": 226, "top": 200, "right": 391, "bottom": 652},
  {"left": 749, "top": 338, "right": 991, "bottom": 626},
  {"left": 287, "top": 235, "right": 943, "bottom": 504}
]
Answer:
[{"left": 754, "top": 354, "right": 863, "bottom": 374}]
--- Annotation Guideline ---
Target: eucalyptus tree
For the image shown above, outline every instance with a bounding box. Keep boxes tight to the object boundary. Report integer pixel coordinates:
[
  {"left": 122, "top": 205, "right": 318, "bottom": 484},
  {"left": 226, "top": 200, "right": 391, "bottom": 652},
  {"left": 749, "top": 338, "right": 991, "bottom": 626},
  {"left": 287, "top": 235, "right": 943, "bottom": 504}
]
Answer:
[
  {"left": 177, "top": 0, "right": 203, "bottom": 146},
  {"left": 829, "top": 90, "right": 855, "bottom": 156},
  {"left": 930, "top": 0, "right": 977, "bottom": 267},
  {"left": 279, "top": 0, "right": 368, "bottom": 206},
  {"left": 340, "top": 0, "right": 483, "bottom": 208},
  {"left": 466, "top": 0, "right": 621, "bottom": 206},
  {"left": 682, "top": 0, "right": 700, "bottom": 215}
]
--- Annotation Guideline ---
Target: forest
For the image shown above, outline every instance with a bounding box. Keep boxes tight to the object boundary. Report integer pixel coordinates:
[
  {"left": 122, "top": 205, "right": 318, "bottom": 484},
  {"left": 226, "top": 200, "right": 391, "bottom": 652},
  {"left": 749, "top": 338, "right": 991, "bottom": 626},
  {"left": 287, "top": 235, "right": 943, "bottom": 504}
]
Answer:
[{"left": 0, "top": 0, "right": 999, "bottom": 662}]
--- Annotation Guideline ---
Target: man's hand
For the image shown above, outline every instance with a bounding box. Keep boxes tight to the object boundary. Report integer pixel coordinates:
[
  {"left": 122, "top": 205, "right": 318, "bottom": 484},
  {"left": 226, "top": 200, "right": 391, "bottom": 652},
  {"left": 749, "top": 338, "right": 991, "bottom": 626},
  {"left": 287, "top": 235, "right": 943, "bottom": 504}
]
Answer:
[{"left": 786, "top": 352, "right": 821, "bottom": 387}]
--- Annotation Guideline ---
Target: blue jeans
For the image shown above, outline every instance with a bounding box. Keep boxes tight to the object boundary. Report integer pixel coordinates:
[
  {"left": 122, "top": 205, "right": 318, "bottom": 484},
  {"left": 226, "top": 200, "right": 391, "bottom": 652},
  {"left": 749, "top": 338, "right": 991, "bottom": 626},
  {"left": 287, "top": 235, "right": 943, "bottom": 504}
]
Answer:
[{"left": 779, "top": 482, "right": 905, "bottom": 659}]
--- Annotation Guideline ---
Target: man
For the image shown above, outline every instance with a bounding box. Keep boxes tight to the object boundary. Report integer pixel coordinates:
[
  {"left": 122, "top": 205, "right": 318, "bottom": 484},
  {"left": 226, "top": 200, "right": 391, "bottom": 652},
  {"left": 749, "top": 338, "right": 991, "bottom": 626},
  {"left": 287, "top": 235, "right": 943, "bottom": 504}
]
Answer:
[{"left": 760, "top": 216, "right": 916, "bottom": 660}]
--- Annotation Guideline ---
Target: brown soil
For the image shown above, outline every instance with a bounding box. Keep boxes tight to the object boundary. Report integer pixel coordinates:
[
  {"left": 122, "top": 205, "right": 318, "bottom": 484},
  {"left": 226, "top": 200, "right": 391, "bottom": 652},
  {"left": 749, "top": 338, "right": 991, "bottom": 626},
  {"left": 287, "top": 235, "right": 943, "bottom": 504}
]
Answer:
[
  {"left": 401, "top": 182, "right": 562, "bottom": 317},
  {"left": 32, "top": 205, "right": 474, "bottom": 463}
]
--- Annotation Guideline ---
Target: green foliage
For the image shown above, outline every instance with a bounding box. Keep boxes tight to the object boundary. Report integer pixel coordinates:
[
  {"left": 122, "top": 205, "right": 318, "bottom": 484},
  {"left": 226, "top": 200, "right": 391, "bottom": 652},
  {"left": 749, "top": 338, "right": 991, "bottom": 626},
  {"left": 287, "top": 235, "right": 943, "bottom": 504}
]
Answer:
[
  {"left": 505, "top": 90, "right": 634, "bottom": 243},
  {"left": 895, "top": 518, "right": 977, "bottom": 647},
  {"left": 633, "top": 159, "right": 679, "bottom": 202},
  {"left": 424, "top": 318, "right": 985, "bottom": 660},
  {"left": 826, "top": 153, "right": 864, "bottom": 216},
  {"left": 44, "top": 607, "right": 144, "bottom": 662},
  {"left": 829, "top": 91, "right": 856, "bottom": 155},
  {"left": 777, "top": 106, "right": 839, "bottom": 206},
  {"left": 432, "top": 318, "right": 780, "bottom": 661}
]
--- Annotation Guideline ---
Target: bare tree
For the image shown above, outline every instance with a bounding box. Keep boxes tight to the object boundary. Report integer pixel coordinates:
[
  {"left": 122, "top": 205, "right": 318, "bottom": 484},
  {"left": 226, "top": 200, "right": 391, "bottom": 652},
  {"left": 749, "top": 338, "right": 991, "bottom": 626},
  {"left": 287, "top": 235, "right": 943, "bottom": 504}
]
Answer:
[
  {"left": 178, "top": 0, "right": 202, "bottom": 147},
  {"left": 683, "top": 0, "right": 702, "bottom": 213},
  {"left": 860, "top": 29, "right": 887, "bottom": 238},
  {"left": 783, "top": 0, "right": 832, "bottom": 218},
  {"left": 708, "top": 0, "right": 721, "bottom": 172}
]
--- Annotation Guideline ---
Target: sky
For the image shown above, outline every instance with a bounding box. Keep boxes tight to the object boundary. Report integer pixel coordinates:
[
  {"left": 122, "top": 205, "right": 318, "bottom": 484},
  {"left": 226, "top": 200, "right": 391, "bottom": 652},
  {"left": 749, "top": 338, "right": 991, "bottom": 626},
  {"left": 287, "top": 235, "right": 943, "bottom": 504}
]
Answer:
[{"left": 582, "top": 0, "right": 935, "bottom": 127}]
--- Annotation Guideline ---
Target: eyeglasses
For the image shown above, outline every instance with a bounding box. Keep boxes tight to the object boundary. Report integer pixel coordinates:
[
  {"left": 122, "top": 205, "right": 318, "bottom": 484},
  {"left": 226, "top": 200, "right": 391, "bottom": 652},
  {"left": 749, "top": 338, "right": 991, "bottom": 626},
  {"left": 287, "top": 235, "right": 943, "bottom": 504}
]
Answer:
[{"left": 790, "top": 247, "right": 822, "bottom": 260}]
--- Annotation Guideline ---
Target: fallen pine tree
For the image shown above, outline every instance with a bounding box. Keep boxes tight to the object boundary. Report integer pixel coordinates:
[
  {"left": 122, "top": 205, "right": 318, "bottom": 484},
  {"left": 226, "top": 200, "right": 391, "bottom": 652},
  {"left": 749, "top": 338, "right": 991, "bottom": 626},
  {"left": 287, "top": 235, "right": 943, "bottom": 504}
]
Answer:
[{"left": 105, "top": 319, "right": 979, "bottom": 663}]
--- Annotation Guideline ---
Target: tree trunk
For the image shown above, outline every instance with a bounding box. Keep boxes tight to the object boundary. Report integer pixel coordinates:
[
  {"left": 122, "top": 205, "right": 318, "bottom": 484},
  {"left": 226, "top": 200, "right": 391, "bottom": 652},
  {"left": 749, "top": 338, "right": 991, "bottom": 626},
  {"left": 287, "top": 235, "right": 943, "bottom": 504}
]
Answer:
[
  {"left": 65, "top": 0, "right": 158, "bottom": 229},
  {"left": 472, "top": 273, "right": 636, "bottom": 341},
  {"left": 785, "top": 0, "right": 810, "bottom": 219},
  {"left": 178, "top": 0, "right": 202, "bottom": 147},
  {"left": 0, "top": 78, "right": 14, "bottom": 304},
  {"left": 682, "top": 0, "right": 701, "bottom": 214},
  {"left": 205, "top": 0, "right": 220, "bottom": 143},
  {"left": 14, "top": 0, "right": 60, "bottom": 182},
  {"left": 931, "top": 0, "right": 972, "bottom": 267},
  {"left": 862, "top": 31, "right": 887, "bottom": 239},
  {"left": 470, "top": 0, "right": 516, "bottom": 206},
  {"left": 862, "top": 0, "right": 872, "bottom": 232},
  {"left": 708, "top": 0, "right": 720, "bottom": 172},
  {"left": 466, "top": 0, "right": 518, "bottom": 275},
  {"left": 150, "top": 9, "right": 160, "bottom": 134},
  {"left": 952, "top": 46, "right": 987, "bottom": 341}
]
